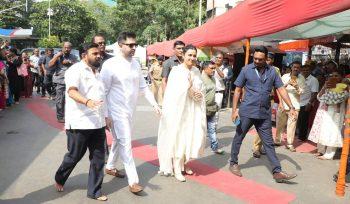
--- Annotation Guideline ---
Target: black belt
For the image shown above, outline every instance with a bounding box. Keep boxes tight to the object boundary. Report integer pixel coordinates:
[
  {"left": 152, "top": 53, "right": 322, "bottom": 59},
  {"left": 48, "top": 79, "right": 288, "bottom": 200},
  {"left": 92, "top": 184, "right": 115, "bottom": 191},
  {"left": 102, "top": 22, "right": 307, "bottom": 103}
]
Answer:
[{"left": 216, "top": 90, "right": 224, "bottom": 93}]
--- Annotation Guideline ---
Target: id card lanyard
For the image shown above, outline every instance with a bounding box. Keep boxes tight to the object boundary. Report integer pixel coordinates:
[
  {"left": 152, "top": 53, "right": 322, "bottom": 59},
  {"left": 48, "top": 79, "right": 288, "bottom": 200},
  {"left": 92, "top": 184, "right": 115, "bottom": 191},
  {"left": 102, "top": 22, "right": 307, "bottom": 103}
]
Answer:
[{"left": 255, "top": 68, "right": 267, "bottom": 82}]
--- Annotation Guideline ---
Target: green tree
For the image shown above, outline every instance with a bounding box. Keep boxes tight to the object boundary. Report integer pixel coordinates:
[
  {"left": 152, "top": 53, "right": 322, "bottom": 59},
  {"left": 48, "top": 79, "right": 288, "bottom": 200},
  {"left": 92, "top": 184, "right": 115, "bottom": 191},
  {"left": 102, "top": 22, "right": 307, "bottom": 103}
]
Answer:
[
  {"left": 110, "top": 0, "right": 206, "bottom": 45},
  {"left": 84, "top": 0, "right": 115, "bottom": 43},
  {"left": 37, "top": 35, "right": 61, "bottom": 48},
  {"left": 0, "top": 0, "right": 32, "bottom": 28},
  {"left": 29, "top": 0, "right": 97, "bottom": 46}
]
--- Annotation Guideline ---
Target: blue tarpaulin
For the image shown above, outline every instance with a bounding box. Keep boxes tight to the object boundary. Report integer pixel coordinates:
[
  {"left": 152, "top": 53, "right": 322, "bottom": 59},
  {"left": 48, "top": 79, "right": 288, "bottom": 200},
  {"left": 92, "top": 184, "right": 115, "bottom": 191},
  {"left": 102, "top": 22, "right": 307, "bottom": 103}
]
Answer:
[{"left": 0, "top": 28, "right": 14, "bottom": 37}]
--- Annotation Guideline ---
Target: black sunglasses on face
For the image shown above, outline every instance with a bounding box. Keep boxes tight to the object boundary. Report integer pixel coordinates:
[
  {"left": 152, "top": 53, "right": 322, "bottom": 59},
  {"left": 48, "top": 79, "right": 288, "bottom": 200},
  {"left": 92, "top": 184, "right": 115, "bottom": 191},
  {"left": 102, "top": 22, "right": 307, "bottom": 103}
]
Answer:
[{"left": 122, "top": 43, "right": 138, "bottom": 48}]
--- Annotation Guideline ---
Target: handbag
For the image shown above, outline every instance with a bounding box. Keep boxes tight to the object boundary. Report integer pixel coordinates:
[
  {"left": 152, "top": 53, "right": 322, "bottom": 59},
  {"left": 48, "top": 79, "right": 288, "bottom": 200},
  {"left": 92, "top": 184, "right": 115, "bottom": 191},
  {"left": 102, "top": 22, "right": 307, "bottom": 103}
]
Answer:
[{"left": 206, "top": 104, "right": 219, "bottom": 117}]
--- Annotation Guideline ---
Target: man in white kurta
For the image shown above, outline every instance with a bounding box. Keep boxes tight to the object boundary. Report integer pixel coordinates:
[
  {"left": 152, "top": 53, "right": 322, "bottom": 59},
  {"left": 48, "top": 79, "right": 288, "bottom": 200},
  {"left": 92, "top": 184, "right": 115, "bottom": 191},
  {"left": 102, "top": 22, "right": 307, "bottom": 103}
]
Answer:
[{"left": 100, "top": 32, "right": 160, "bottom": 194}]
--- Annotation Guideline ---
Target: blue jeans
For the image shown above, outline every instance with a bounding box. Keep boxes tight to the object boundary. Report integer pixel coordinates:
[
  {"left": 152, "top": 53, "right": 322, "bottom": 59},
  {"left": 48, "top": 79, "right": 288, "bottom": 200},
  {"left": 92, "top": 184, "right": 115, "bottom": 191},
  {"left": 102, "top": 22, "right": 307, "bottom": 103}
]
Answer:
[
  {"left": 230, "top": 116, "right": 282, "bottom": 174},
  {"left": 207, "top": 115, "right": 219, "bottom": 151}
]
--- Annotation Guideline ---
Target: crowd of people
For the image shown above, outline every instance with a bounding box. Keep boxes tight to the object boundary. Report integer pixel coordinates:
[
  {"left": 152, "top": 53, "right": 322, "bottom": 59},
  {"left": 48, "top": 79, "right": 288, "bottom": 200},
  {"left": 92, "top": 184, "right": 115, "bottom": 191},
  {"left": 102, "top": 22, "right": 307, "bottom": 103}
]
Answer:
[
  {"left": 0, "top": 41, "right": 58, "bottom": 111},
  {"left": 1, "top": 33, "right": 350, "bottom": 201}
]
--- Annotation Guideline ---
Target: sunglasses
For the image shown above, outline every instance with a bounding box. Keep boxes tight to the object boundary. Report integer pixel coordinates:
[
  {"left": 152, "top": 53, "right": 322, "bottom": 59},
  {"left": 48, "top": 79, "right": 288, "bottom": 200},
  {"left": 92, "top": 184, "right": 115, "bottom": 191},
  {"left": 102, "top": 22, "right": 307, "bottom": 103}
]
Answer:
[
  {"left": 97, "top": 42, "right": 105, "bottom": 46},
  {"left": 122, "top": 43, "right": 138, "bottom": 48}
]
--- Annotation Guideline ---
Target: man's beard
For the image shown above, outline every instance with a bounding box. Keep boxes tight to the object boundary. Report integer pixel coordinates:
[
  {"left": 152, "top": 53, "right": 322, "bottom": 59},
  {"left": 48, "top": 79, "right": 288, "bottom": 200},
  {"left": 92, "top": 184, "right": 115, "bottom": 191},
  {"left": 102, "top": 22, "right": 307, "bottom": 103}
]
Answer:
[{"left": 88, "top": 59, "right": 101, "bottom": 68}]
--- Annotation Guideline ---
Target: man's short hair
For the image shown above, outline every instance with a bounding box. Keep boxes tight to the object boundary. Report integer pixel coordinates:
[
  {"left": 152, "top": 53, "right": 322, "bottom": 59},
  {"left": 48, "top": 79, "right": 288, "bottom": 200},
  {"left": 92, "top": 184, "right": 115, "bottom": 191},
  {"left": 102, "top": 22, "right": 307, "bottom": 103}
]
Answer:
[
  {"left": 63, "top": 41, "right": 72, "bottom": 47},
  {"left": 117, "top": 32, "right": 136, "bottom": 44},
  {"left": 79, "top": 43, "right": 99, "bottom": 57},
  {"left": 91, "top": 34, "right": 105, "bottom": 43},
  {"left": 291, "top": 61, "right": 302, "bottom": 66},
  {"left": 202, "top": 61, "right": 215, "bottom": 69},
  {"left": 173, "top": 40, "right": 185, "bottom": 48},
  {"left": 254, "top": 46, "right": 268, "bottom": 57},
  {"left": 46, "top": 48, "right": 54, "bottom": 52},
  {"left": 302, "top": 64, "right": 311, "bottom": 69},
  {"left": 40, "top": 51, "right": 45, "bottom": 55}
]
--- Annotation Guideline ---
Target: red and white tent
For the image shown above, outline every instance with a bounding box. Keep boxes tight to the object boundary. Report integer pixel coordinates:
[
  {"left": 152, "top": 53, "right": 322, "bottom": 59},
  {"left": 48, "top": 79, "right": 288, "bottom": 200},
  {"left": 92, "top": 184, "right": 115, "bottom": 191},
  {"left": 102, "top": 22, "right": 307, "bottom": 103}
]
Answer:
[{"left": 147, "top": 0, "right": 350, "bottom": 56}]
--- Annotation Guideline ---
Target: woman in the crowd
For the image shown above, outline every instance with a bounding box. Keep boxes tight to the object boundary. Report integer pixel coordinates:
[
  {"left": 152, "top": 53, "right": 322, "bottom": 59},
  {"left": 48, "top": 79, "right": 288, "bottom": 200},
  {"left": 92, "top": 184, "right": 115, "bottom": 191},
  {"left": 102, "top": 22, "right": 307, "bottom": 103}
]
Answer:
[
  {"left": 0, "top": 60, "right": 8, "bottom": 110},
  {"left": 308, "top": 70, "right": 348, "bottom": 160},
  {"left": 6, "top": 48, "right": 22, "bottom": 104},
  {"left": 21, "top": 52, "right": 33, "bottom": 98},
  {"left": 157, "top": 44, "right": 206, "bottom": 182}
]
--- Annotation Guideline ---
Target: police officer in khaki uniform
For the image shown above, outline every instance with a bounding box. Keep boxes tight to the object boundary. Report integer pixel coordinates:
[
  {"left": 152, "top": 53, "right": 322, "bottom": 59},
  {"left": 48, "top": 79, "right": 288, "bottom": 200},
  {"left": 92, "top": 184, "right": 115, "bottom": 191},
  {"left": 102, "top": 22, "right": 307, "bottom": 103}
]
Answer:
[{"left": 150, "top": 56, "right": 164, "bottom": 105}]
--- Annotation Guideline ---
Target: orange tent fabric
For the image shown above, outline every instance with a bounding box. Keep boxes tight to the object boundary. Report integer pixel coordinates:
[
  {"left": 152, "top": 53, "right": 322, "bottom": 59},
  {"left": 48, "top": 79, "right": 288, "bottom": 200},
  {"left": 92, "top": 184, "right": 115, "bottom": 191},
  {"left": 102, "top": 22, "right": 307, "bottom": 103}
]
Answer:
[{"left": 278, "top": 40, "right": 310, "bottom": 51}]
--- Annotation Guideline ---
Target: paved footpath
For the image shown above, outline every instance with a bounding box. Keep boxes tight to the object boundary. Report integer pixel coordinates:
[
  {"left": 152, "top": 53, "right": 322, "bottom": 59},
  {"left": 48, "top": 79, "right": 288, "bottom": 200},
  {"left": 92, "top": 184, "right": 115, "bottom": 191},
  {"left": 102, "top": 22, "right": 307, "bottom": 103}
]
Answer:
[{"left": 0, "top": 96, "right": 349, "bottom": 204}]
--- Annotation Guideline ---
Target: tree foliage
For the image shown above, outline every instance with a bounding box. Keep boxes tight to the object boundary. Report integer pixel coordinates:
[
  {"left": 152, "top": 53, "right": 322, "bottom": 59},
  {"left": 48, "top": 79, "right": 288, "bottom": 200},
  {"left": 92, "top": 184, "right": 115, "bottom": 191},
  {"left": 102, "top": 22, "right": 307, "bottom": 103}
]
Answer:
[
  {"left": 1, "top": 0, "right": 207, "bottom": 47},
  {"left": 111, "top": 0, "right": 206, "bottom": 45},
  {"left": 84, "top": 0, "right": 115, "bottom": 44},
  {"left": 0, "top": 0, "right": 32, "bottom": 28},
  {"left": 37, "top": 35, "right": 61, "bottom": 48},
  {"left": 29, "top": 0, "right": 97, "bottom": 46}
]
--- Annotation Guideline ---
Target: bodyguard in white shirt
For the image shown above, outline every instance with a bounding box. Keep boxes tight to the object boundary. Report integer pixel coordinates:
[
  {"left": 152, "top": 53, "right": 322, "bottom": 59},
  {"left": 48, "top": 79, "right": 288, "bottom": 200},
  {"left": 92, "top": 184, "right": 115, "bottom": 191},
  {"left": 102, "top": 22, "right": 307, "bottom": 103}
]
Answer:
[
  {"left": 54, "top": 43, "right": 108, "bottom": 201},
  {"left": 101, "top": 32, "right": 161, "bottom": 194},
  {"left": 214, "top": 52, "right": 229, "bottom": 125},
  {"left": 297, "top": 64, "right": 319, "bottom": 141}
]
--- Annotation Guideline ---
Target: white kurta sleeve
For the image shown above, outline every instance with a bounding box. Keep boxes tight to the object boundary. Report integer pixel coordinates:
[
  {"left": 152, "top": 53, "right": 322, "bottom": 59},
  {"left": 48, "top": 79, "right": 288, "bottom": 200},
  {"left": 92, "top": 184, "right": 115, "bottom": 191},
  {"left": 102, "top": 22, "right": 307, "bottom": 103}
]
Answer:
[
  {"left": 139, "top": 70, "right": 158, "bottom": 107},
  {"left": 100, "top": 63, "right": 113, "bottom": 117},
  {"left": 100, "top": 63, "right": 112, "bottom": 96}
]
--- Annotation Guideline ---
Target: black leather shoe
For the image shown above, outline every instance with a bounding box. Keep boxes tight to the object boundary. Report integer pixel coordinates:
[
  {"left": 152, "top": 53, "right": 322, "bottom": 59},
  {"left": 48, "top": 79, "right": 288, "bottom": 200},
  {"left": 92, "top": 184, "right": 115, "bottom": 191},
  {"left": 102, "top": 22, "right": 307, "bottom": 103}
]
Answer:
[
  {"left": 229, "top": 164, "right": 242, "bottom": 177},
  {"left": 273, "top": 171, "right": 297, "bottom": 183}
]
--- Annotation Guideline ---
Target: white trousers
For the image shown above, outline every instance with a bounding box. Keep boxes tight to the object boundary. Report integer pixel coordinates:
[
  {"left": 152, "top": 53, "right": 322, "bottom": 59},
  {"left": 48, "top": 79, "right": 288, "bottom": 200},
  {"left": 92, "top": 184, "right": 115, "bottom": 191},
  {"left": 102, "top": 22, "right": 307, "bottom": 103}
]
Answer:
[
  {"left": 317, "top": 143, "right": 337, "bottom": 159},
  {"left": 214, "top": 92, "right": 224, "bottom": 125},
  {"left": 106, "top": 118, "right": 139, "bottom": 185}
]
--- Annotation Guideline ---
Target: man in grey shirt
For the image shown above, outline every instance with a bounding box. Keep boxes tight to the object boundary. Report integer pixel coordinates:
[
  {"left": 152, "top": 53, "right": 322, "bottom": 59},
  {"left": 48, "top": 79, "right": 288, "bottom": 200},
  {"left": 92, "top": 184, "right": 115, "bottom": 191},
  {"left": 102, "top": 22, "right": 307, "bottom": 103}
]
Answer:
[
  {"left": 41, "top": 48, "right": 56, "bottom": 99},
  {"left": 161, "top": 40, "right": 185, "bottom": 90},
  {"left": 49, "top": 42, "right": 78, "bottom": 123}
]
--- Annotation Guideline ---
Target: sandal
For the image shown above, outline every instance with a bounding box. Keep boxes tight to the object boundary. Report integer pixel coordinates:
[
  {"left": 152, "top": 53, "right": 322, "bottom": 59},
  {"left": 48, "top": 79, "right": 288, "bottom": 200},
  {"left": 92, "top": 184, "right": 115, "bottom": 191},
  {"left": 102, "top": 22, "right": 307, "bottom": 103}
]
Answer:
[
  {"left": 314, "top": 152, "right": 323, "bottom": 157},
  {"left": 88, "top": 195, "right": 108, "bottom": 201},
  {"left": 96, "top": 195, "right": 108, "bottom": 201},
  {"left": 317, "top": 156, "right": 331, "bottom": 160},
  {"left": 184, "top": 168, "right": 194, "bottom": 175},
  {"left": 54, "top": 183, "right": 64, "bottom": 192},
  {"left": 174, "top": 173, "right": 186, "bottom": 182}
]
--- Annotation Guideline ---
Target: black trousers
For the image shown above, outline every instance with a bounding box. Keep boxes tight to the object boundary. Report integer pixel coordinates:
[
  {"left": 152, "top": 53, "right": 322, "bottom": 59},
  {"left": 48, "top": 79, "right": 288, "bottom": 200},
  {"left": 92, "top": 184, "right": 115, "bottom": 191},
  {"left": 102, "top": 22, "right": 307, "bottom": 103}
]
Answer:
[
  {"left": 55, "top": 83, "right": 65, "bottom": 120},
  {"left": 44, "top": 74, "right": 55, "bottom": 96},
  {"left": 55, "top": 128, "right": 106, "bottom": 198},
  {"left": 297, "top": 105, "right": 310, "bottom": 141},
  {"left": 9, "top": 76, "right": 22, "bottom": 102}
]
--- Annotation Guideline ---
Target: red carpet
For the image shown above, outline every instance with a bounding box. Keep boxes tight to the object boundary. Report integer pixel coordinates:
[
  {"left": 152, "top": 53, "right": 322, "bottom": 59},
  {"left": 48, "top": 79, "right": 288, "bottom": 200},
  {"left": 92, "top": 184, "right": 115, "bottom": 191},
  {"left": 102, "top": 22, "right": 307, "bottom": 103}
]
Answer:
[{"left": 26, "top": 98, "right": 296, "bottom": 203}]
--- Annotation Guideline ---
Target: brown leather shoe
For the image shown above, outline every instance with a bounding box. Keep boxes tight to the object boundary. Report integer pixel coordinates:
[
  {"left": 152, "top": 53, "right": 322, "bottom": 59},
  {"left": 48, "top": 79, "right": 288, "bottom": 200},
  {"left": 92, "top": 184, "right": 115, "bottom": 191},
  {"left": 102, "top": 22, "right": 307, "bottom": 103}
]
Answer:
[
  {"left": 129, "top": 183, "right": 143, "bottom": 194},
  {"left": 273, "top": 171, "right": 297, "bottom": 183},
  {"left": 105, "top": 168, "right": 125, "bottom": 178},
  {"left": 229, "top": 164, "right": 242, "bottom": 177}
]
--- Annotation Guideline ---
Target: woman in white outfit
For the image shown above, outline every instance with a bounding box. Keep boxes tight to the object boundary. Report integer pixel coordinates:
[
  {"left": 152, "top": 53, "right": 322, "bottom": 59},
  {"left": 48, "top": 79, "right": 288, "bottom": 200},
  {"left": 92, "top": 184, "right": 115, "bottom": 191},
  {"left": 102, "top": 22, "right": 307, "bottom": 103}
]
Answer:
[
  {"left": 157, "top": 45, "right": 207, "bottom": 182},
  {"left": 308, "top": 70, "right": 347, "bottom": 160}
]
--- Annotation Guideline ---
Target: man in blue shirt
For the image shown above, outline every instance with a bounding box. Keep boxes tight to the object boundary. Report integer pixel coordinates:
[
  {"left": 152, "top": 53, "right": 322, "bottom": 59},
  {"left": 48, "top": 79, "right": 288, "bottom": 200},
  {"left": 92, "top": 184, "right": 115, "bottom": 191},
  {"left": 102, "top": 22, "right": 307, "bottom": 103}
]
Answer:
[{"left": 230, "top": 46, "right": 298, "bottom": 183}]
